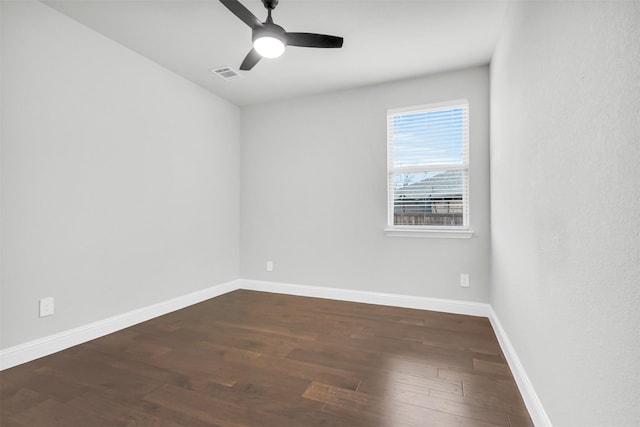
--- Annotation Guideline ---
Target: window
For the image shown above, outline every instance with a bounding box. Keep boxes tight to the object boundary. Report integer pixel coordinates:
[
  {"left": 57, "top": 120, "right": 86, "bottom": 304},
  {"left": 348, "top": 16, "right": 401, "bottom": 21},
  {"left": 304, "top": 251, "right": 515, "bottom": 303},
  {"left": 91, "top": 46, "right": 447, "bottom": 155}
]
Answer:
[{"left": 386, "top": 99, "right": 471, "bottom": 238}]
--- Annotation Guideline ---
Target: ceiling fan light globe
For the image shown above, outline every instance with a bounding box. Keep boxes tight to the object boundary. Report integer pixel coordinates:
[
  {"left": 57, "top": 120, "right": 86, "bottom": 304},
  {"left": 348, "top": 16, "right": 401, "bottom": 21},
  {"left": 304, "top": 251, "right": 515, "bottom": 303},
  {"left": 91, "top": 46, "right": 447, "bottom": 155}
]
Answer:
[{"left": 254, "top": 36, "right": 285, "bottom": 58}]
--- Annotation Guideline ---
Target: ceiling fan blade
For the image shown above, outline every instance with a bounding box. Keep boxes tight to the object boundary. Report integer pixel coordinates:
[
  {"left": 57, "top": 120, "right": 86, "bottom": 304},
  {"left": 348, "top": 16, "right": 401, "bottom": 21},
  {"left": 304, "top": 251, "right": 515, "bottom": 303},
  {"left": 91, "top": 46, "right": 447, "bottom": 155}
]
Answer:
[
  {"left": 286, "top": 32, "right": 343, "bottom": 48},
  {"left": 240, "top": 48, "right": 262, "bottom": 71},
  {"left": 219, "top": 0, "right": 263, "bottom": 29}
]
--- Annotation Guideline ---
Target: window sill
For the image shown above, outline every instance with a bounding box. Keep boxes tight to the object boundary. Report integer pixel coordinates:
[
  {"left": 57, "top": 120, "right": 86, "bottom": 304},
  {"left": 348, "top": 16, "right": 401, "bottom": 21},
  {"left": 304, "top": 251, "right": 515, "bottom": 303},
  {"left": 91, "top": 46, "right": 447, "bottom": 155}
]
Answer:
[{"left": 384, "top": 227, "right": 474, "bottom": 239}]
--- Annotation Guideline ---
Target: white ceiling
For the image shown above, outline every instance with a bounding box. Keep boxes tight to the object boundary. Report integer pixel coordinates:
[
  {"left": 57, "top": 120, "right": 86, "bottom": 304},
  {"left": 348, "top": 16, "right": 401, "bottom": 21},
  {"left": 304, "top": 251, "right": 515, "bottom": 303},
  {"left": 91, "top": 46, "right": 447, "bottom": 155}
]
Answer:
[{"left": 43, "top": 0, "right": 508, "bottom": 106}]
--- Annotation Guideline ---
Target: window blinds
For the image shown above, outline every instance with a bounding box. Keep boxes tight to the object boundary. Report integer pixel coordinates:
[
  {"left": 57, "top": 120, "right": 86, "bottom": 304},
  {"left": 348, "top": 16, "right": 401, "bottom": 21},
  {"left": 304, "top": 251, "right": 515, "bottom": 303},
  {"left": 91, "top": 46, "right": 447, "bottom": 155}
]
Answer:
[{"left": 387, "top": 100, "right": 469, "bottom": 228}]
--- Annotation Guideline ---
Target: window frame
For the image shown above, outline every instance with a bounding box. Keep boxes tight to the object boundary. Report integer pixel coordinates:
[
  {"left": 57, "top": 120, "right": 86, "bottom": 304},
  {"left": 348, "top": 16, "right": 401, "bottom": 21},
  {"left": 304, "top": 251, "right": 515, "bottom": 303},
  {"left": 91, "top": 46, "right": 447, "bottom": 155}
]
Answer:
[{"left": 385, "top": 99, "right": 473, "bottom": 239}]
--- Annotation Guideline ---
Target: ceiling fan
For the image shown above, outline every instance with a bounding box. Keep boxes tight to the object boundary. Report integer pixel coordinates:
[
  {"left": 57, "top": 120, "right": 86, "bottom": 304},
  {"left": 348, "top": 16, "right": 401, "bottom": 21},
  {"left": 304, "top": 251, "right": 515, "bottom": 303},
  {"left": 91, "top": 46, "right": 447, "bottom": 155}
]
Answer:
[{"left": 219, "top": 0, "right": 344, "bottom": 71}]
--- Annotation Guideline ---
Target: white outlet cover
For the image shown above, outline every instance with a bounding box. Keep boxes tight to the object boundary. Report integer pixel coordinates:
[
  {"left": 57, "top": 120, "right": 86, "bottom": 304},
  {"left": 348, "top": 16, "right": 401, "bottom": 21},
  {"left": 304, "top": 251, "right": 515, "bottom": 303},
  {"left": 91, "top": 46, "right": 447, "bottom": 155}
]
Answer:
[
  {"left": 460, "top": 274, "right": 470, "bottom": 288},
  {"left": 266, "top": 261, "right": 273, "bottom": 272},
  {"left": 39, "top": 297, "right": 55, "bottom": 317}
]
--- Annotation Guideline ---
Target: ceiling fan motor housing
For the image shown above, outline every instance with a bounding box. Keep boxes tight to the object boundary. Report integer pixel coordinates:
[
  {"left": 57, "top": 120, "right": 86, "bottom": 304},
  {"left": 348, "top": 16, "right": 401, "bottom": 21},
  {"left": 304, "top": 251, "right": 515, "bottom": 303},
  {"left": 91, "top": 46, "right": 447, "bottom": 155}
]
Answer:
[
  {"left": 252, "top": 23, "right": 287, "bottom": 46},
  {"left": 262, "top": 0, "right": 279, "bottom": 10}
]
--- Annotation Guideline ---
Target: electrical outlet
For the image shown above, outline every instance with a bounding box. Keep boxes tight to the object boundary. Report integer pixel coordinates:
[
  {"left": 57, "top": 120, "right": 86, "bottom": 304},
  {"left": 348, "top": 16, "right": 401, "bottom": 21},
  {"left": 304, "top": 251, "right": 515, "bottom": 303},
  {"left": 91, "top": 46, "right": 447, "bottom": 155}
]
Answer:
[
  {"left": 39, "top": 297, "right": 55, "bottom": 317},
  {"left": 460, "top": 274, "right": 470, "bottom": 288},
  {"left": 266, "top": 261, "right": 273, "bottom": 272}
]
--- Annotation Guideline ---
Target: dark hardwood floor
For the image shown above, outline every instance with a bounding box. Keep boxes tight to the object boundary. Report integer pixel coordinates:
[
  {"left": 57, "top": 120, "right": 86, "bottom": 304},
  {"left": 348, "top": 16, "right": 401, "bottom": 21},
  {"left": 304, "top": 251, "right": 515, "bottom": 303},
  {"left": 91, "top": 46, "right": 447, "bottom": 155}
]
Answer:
[{"left": 0, "top": 290, "right": 533, "bottom": 426}]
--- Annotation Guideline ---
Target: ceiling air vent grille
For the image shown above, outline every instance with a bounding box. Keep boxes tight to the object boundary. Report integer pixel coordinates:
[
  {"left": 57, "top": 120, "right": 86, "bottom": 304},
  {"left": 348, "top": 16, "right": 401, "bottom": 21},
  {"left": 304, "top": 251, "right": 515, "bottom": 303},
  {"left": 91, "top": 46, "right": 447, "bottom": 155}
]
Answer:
[{"left": 211, "top": 66, "right": 241, "bottom": 81}]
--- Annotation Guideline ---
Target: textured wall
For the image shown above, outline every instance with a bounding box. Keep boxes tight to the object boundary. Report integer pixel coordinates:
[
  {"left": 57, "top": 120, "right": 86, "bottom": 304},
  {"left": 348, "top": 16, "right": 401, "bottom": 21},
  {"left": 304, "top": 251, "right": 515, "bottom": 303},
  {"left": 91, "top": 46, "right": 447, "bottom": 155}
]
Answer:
[
  {"left": 490, "top": 1, "right": 640, "bottom": 425},
  {"left": 241, "top": 67, "right": 491, "bottom": 302},
  {"left": 1, "top": 1, "right": 240, "bottom": 349}
]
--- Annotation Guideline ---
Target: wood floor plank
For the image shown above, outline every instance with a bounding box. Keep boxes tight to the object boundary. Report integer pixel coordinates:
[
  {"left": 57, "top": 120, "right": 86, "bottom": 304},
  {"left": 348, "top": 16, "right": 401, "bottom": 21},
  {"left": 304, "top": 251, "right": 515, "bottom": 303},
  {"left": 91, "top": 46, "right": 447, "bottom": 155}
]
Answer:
[
  {"left": 145, "top": 383, "right": 295, "bottom": 427},
  {"left": 473, "top": 357, "right": 513, "bottom": 377},
  {"left": 67, "top": 392, "right": 168, "bottom": 427},
  {"left": 12, "top": 399, "right": 117, "bottom": 427},
  {"left": 357, "top": 370, "right": 463, "bottom": 397},
  {"left": 66, "top": 344, "right": 192, "bottom": 388},
  {"left": 0, "top": 386, "right": 47, "bottom": 418},
  {"left": 508, "top": 412, "right": 536, "bottom": 427},
  {"left": 428, "top": 388, "right": 531, "bottom": 419},
  {"left": 0, "top": 416, "right": 30, "bottom": 427},
  {"left": 33, "top": 354, "right": 162, "bottom": 400},
  {"left": 305, "top": 381, "right": 503, "bottom": 427},
  {"left": 1, "top": 366, "right": 89, "bottom": 404},
  {"left": 0, "top": 290, "right": 533, "bottom": 426}
]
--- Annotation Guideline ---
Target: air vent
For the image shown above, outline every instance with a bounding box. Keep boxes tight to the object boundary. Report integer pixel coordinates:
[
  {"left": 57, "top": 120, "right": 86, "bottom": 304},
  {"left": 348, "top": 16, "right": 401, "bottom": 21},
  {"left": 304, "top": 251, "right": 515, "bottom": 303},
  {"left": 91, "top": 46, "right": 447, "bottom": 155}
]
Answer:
[{"left": 211, "top": 66, "right": 241, "bottom": 81}]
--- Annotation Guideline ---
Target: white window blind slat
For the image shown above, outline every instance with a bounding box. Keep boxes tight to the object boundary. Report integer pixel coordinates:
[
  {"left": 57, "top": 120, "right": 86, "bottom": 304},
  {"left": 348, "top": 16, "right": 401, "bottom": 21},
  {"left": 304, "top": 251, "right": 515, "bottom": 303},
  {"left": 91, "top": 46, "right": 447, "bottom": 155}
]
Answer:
[{"left": 387, "top": 100, "right": 469, "bottom": 228}]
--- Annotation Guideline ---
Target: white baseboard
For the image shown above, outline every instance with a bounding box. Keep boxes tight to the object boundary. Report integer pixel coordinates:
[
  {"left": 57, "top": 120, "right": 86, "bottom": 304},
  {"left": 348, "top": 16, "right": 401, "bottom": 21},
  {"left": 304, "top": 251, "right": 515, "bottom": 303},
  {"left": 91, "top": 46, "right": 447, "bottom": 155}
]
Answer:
[
  {"left": 488, "top": 307, "right": 552, "bottom": 427},
  {"left": 0, "top": 277, "right": 548, "bottom": 426},
  {"left": 0, "top": 279, "right": 240, "bottom": 371},
  {"left": 237, "top": 278, "right": 492, "bottom": 317},
  {"left": 0, "top": 279, "right": 489, "bottom": 372}
]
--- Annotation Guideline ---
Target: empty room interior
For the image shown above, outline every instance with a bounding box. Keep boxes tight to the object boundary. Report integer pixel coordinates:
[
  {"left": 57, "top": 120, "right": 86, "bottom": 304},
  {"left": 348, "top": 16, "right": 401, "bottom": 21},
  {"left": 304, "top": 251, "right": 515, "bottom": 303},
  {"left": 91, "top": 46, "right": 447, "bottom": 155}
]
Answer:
[{"left": 1, "top": 0, "right": 639, "bottom": 426}]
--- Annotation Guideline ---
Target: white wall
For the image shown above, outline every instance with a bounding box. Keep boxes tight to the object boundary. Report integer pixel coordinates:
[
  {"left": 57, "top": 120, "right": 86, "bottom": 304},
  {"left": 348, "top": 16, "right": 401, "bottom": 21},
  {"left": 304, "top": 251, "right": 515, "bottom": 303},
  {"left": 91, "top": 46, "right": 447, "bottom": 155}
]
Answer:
[
  {"left": 241, "top": 67, "right": 490, "bottom": 302},
  {"left": 490, "top": 2, "right": 640, "bottom": 425},
  {"left": 0, "top": 1, "right": 240, "bottom": 349}
]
